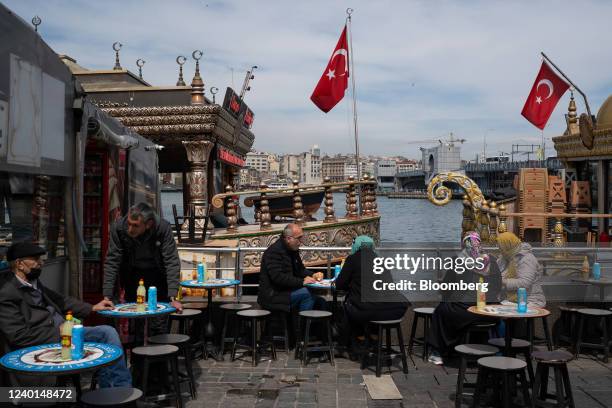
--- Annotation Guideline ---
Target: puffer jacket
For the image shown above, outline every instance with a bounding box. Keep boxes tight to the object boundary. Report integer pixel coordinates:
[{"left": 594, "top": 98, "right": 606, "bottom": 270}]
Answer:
[{"left": 497, "top": 243, "right": 546, "bottom": 307}]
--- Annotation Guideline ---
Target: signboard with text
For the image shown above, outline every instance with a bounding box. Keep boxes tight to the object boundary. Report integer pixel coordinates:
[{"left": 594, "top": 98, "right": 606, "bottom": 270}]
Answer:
[{"left": 222, "top": 88, "right": 255, "bottom": 129}]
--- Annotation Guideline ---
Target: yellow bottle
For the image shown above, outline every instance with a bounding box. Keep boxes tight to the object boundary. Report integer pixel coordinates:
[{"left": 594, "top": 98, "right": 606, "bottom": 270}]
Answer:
[
  {"left": 61, "top": 311, "right": 74, "bottom": 360},
  {"left": 477, "top": 276, "right": 486, "bottom": 310},
  {"left": 582, "top": 256, "right": 590, "bottom": 280},
  {"left": 136, "top": 278, "right": 146, "bottom": 312}
]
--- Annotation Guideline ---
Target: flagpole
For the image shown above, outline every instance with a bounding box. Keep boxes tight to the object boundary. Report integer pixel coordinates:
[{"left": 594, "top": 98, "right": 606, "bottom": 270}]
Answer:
[
  {"left": 541, "top": 51, "right": 593, "bottom": 122},
  {"left": 346, "top": 8, "right": 361, "bottom": 213}
]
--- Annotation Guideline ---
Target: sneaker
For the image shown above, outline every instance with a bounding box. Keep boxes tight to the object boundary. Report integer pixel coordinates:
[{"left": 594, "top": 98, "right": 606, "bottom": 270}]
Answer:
[{"left": 428, "top": 353, "right": 444, "bottom": 365}]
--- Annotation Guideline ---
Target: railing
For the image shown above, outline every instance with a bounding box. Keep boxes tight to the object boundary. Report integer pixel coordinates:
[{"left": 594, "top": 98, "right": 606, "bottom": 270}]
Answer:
[
  {"left": 210, "top": 176, "right": 379, "bottom": 232},
  {"left": 177, "top": 245, "right": 612, "bottom": 302}
]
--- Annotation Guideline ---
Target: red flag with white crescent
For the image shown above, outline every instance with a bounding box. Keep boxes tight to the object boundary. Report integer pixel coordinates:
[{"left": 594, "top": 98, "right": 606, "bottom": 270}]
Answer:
[
  {"left": 310, "top": 26, "right": 349, "bottom": 113},
  {"left": 521, "top": 61, "right": 570, "bottom": 129}
]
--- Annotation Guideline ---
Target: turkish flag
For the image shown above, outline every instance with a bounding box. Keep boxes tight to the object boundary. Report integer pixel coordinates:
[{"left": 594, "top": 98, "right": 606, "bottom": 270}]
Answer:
[
  {"left": 310, "top": 26, "right": 349, "bottom": 113},
  {"left": 521, "top": 61, "right": 570, "bottom": 129}
]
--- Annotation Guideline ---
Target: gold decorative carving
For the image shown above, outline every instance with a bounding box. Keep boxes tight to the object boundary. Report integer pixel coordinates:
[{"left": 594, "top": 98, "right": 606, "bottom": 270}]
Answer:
[
  {"left": 346, "top": 176, "right": 358, "bottom": 219},
  {"left": 128, "top": 123, "right": 215, "bottom": 135},
  {"left": 498, "top": 204, "right": 508, "bottom": 234},
  {"left": 427, "top": 172, "right": 485, "bottom": 208},
  {"left": 182, "top": 140, "right": 213, "bottom": 230},
  {"left": 259, "top": 183, "right": 272, "bottom": 230},
  {"left": 489, "top": 201, "right": 498, "bottom": 243},
  {"left": 115, "top": 114, "right": 217, "bottom": 127},
  {"left": 225, "top": 185, "right": 237, "bottom": 232},
  {"left": 323, "top": 177, "right": 337, "bottom": 223},
  {"left": 101, "top": 105, "right": 220, "bottom": 117},
  {"left": 292, "top": 180, "right": 305, "bottom": 225}
]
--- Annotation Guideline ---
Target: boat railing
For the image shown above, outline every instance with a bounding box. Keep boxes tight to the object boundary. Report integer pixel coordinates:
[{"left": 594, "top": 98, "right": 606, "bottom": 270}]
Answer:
[
  {"left": 177, "top": 244, "right": 612, "bottom": 302},
  {"left": 210, "top": 176, "right": 379, "bottom": 233},
  {"left": 426, "top": 171, "right": 611, "bottom": 247}
]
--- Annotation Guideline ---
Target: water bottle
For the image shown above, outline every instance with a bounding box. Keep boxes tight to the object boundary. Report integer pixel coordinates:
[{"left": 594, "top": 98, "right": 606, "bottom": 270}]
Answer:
[
  {"left": 148, "top": 286, "right": 157, "bottom": 311},
  {"left": 517, "top": 288, "right": 527, "bottom": 313},
  {"left": 72, "top": 324, "right": 84, "bottom": 360},
  {"left": 197, "top": 263, "right": 205, "bottom": 283},
  {"left": 334, "top": 265, "right": 341, "bottom": 280},
  {"left": 593, "top": 262, "right": 601, "bottom": 281}
]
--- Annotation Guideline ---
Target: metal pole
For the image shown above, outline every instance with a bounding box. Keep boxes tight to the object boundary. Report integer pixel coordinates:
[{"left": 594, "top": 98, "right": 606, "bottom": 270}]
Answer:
[
  {"left": 541, "top": 52, "right": 593, "bottom": 122},
  {"left": 346, "top": 8, "right": 361, "bottom": 214}
]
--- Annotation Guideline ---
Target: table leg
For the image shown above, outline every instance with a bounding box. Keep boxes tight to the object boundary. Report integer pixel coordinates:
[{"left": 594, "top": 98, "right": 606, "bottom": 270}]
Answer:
[
  {"left": 144, "top": 318, "right": 149, "bottom": 346},
  {"left": 204, "top": 289, "right": 218, "bottom": 360}
]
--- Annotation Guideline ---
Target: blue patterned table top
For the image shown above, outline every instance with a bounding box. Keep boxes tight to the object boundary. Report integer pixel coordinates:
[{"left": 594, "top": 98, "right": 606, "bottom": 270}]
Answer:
[
  {"left": 0, "top": 342, "right": 122, "bottom": 375},
  {"left": 305, "top": 279, "right": 336, "bottom": 289},
  {"left": 180, "top": 279, "right": 240, "bottom": 288},
  {"left": 96, "top": 302, "right": 176, "bottom": 318}
]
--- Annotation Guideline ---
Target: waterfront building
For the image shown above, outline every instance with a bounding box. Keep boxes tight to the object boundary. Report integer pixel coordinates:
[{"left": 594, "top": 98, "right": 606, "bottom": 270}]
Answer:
[
  {"left": 279, "top": 154, "right": 299, "bottom": 180},
  {"left": 297, "top": 150, "right": 321, "bottom": 185},
  {"left": 396, "top": 160, "right": 419, "bottom": 173},
  {"left": 375, "top": 159, "right": 397, "bottom": 192},
  {"left": 421, "top": 139, "right": 462, "bottom": 181},
  {"left": 321, "top": 155, "right": 347, "bottom": 183},
  {"left": 246, "top": 151, "right": 270, "bottom": 174}
]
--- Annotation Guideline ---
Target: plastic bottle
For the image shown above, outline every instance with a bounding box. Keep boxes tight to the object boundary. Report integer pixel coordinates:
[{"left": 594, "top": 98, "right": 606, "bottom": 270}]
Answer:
[
  {"left": 593, "top": 262, "right": 601, "bottom": 281},
  {"left": 197, "top": 263, "right": 205, "bottom": 283},
  {"left": 61, "top": 311, "right": 74, "bottom": 360},
  {"left": 582, "top": 256, "right": 590, "bottom": 280},
  {"left": 148, "top": 286, "right": 157, "bottom": 311},
  {"left": 136, "top": 279, "right": 146, "bottom": 312},
  {"left": 72, "top": 324, "right": 84, "bottom": 360},
  {"left": 477, "top": 276, "right": 486, "bottom": 310},
  {"left": 517, "top": 288, "right": 527, "bottom": 313},
  {"left": 334, "top": 265, "right": 341, "bottom": 280}
]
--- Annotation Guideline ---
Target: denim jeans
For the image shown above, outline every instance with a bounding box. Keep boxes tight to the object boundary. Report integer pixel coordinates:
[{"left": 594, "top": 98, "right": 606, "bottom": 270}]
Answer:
[
  {"left": 290, "top": 287, "right": 325, "bottom": 312},
  {"left": 84, "top": 325, "right": 132, "bottom": 387}
]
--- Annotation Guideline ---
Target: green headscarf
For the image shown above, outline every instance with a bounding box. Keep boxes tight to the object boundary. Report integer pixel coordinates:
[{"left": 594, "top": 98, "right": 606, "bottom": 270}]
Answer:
[{"left": 351, "top": 235, "right": 375, "bottom": 255}]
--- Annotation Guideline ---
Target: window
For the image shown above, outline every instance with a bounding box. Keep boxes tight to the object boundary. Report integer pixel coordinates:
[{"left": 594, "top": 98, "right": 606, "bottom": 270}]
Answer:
[{"left": 0, "top": 172, "right": 66, "bottom": 260}]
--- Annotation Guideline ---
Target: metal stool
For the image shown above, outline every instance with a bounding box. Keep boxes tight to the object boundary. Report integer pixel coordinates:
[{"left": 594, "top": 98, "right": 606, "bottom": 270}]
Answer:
[
  {"left": 169, "top": 309, "right": 202, "bottom": 334},
  {"left": 575, "top": 308, "right": 612, "bottom": 362},
  {"left": 488, "top": 337, "right": 535, "bottom": 385},
  {"left": 528, "top": 315, "right": 553, "bottom": 351},
  {"left": 462, "top": 321, "right": 498, "bottom": 343},
  {"left": 132, "top": 344, "right": 182, "bottom": 408},
  {"left": 408, "top": 307, "right": 434, "bottom": 360},
  {"left": 296, "top": 310, "right": 335, "bottom": 367},
  {"left": 454, "top": 344, "right": 499, "bottom": 408},
  {"left": 148, "top": 334, "right": 196, "bottom": 400},
  {"left": 265, "top": 309, "right": 292, "bottom": 353},
  {"left": 218, "top": 303, "right": 252, "bottom": 359},
  {"left": 532, "top": 350, "right": 575, "bottom": 408},
  {"left": 472, "top": 356, "right": 532, "bottom": 408},
  {"left": 361, "top": 319, "right": 408, "bottom": 377},
  {"left": 232, "top": 309, "right": 276, "bottom": 366},
  {"left": 80, "top": 387, "right": 143, "bottom": 407}
]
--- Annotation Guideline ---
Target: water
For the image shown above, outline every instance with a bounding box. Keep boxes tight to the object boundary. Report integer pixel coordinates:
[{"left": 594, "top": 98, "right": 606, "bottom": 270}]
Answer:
[{"left": 161, "top": 191, "right": 463, "bottom": 243}]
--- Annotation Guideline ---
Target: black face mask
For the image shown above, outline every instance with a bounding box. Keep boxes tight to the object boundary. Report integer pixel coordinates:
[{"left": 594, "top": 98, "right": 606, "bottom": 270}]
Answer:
[{"left": 26, "top": 268, "right": 42, "bottom": 281}]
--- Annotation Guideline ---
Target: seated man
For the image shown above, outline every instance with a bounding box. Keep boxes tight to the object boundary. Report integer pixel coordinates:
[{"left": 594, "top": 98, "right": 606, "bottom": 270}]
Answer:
[
  {"left": 0, "top": 242, "right": 131, "bottom": 387},
  {"left": 258, "top": 224, "right": 325, "bottom": 312}
]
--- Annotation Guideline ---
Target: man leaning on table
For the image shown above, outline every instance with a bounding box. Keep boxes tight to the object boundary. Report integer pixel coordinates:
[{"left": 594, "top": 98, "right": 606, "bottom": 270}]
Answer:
[
  {"left": 0, "top": 242, "right": 132, "bottom": 387},
  {"left": 102, "top": 202, "right": 183, "bottom": 313}
]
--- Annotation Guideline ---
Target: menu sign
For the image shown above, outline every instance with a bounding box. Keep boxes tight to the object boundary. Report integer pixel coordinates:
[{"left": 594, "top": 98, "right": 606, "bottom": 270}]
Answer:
[{"left": 218, "top": 147, "right": 246, "bottom": 167}]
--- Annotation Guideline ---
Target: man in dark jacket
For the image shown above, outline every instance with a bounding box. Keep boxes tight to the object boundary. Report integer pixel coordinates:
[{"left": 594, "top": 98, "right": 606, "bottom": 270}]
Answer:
[
  {"left": 103, "top": 202, "right": 182, "bottom": 312},
  {"left": 257, "top": 224, "right": 325, "bottom": 312},
  {"left": 0, "top": 242, "right": 131, "bottom": 387}
]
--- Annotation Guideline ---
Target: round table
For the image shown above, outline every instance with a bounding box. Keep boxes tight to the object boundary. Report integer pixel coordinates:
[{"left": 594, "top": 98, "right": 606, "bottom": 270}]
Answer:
[
  {"left": 305, "top": 279, "right": 339, "bottom": 314},
  {"left": 97, "top": 302, "right": 176, "bottom": 345},
  {"left": 468, "top": 305, "right": 550, "bottom": 355},
  {"left": 180, "top": 279, "right": 240, "bottom": 359},
  {"left": 571, "top": 278, "right": 612, "bottom": 302},
  {"left": 0, "top": 342, "right": 123, "bottom": 401}
]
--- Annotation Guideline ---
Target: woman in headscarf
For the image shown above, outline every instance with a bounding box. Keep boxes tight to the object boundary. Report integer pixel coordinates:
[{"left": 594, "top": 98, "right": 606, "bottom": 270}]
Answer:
[
  {"left": 427, "top": 231, "right": 502, "bottom": 365},
  {"left": 496, "top": 232, "right": 546, "bottom": 307},
  {"left": 336, "top": 235, "right": 409, "bottom": 356}
]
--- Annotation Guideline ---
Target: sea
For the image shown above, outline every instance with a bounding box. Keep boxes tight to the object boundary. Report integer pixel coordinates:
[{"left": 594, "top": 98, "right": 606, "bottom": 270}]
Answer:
[{"left": 161, "top": 191, "right": 463, "bottom": 244}]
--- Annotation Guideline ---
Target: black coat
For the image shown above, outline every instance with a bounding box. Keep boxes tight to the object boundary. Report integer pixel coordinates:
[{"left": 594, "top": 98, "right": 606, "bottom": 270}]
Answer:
[
  {"left": 0, "top": 271, "right": 92, "bottom": 350},
  {"left": 257, "top": 238, "right": 310, "bottom": 312},
  {"left": 336, "top": 248, "right": 409, "bottom": 311},
  {"left": 103, "top": 215, "right": 181, "bottom": 300}
]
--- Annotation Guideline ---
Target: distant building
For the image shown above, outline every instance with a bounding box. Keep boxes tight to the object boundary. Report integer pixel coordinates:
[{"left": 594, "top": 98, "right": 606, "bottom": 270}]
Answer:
[
  {"left": 421, "top": 141, "right": 462, "bottom": 181},
  {"left": 375, "top": 159, "right": 397, "bottom": 192},
  {"left": 246, "top": 151, "right": 270, "bottom": 174},
  {"left": 239, "top": 167, "right": 260, "bottom": 188},
  {"left": 322, "top": 155, "right": 347, "bottom": 183},
  {"left": 396, "top": 160, "right": 418, "bottom": 173},
  {"left": 298, "top": 150, "right": 321, "bottom": 185},
  {"left": 280, "top": 154, "right": 300, "bottom": 180}
]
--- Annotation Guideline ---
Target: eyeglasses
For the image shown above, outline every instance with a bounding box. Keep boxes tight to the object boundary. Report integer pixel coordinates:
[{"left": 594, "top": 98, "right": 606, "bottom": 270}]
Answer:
[{"left": 289, "top": 235, "right": 306, "bottom": 243}]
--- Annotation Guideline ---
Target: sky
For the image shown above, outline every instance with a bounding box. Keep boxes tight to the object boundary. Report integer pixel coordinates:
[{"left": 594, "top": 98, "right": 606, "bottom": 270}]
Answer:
[{"left": 4, "top": 0, "right": 612, "bottom": 161}]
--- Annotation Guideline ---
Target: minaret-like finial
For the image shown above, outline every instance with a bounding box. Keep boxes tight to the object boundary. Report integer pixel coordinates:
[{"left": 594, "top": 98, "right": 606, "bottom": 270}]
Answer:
[
  {"left": 31, "top": 16, "right": 41, "bottom": 33},
  {"left": 190, "top": 50, "right": 205, "bottom": 105},
  {"left": 567, "top": 88, "right": 579, "bottom": 134},
  {"left": 113, "top": 42, "right": 123, "bottom": 70},
  {"left": 176, "top": 56, "right": 187, "bottom": 86},
  {"left": 210, "top": 87, "right": 219, "bottom": 104},
  {"left": 136, "top": 59, "right": 145, "bottom": 79}
]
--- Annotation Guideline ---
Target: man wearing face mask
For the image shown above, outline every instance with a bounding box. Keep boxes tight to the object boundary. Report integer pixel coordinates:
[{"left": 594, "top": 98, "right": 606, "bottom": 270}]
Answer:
[{"left": 0, "top": 242, "right": 132, "bottom": 387}]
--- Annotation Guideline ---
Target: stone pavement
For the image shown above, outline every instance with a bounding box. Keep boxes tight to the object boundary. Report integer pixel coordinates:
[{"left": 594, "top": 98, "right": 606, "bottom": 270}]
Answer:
[{"left": 172, "top": 345, "right": 612, "bottom": 408}]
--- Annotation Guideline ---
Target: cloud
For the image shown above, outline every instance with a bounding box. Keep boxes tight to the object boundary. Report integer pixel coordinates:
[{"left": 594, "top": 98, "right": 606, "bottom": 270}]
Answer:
[{"left": 4, "top": 0, "right": 612, "bottom": 159}]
